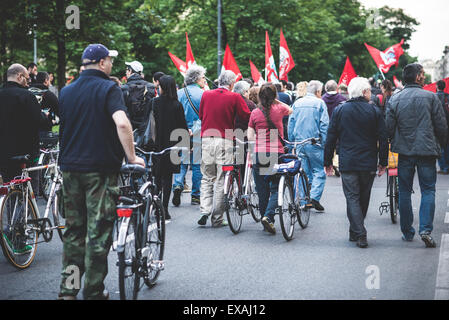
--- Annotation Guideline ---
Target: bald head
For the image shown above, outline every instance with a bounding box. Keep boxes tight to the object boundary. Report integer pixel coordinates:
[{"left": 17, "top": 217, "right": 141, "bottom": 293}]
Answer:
[{"left": 7, "top": 64, "right": 29, "bottom": 87}]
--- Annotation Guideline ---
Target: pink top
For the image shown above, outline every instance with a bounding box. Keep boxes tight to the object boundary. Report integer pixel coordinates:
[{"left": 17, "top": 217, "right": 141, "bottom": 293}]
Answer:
[{"left": 248, "top": 103, "right": 290, "bottom": 153}]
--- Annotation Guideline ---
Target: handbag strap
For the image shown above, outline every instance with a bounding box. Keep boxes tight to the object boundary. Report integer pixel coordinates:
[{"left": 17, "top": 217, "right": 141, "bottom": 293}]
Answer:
[{"left": 184, "top": 87, "right": 199, "bottom": 117}]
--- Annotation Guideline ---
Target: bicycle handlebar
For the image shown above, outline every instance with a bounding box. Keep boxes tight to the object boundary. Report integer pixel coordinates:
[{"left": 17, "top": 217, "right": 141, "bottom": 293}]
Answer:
[
  {"left": 282, "top": 137, "right": 321, "bottom": 147},
  {"left": 135, "top": 146, "right": 188, "bottom": 157}
]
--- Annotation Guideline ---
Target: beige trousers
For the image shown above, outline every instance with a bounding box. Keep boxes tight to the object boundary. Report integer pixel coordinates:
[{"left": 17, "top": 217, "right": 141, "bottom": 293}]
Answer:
[{"left": 200, "top": 137, "right": 234, "bottom": 225}]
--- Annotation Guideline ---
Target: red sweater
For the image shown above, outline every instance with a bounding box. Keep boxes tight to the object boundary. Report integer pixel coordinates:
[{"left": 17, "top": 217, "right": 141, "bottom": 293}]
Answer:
[{"left": 199, "top": 87, "right": 251, "bottom": 139}]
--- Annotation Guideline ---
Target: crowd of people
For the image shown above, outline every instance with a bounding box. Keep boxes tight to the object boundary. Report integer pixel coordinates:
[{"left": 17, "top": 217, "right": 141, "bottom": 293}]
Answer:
[{"left": 1, "top": 42, "right": 448, "bottom": 299}]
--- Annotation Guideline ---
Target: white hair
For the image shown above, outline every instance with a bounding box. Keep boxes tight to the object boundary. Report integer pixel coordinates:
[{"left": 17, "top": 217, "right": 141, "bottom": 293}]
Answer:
[
  {"left": 348, "top": 77, "right": 371, "bottom": 99},
  {"left": 307, "top": 80, "right": 323, "bottom": 94},
  {"left": 325, "top": 80, "right": 338, "bottom": 92},
  {"left": 185, "top": 65, "right": 206, "bottom": 86},
  {"left": 218, "top": 70, "right": 236, "bottom": 87},
  {"left": 233, "top": 81, "right": 250, "bottom": 95}
]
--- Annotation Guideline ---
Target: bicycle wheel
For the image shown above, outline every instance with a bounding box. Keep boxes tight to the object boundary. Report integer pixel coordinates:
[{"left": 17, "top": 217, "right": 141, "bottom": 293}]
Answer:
[
  {"left": 143, "top": 199, "right": 165, "bottom": 288},
  {"left": 225, "top": 173, "right": 243, "bottom": 234},
  {"left": 118, "top": 215, "right": 140, "bottom": 300},
  {"left": 389, "top": 176, "right": 398, "bottom": 224},
  {"left": 278, "top": 176, "right": 296, "bottom": 241},
  {"left": 0, "top": 190, "right": 38, "bottom": 269},
  {"left": 247, "top": 173, "right": 261, "bottom": 223},
  {"left": 297, "top": 171, "right": 311, "bottom": 229},
  {"left": 51, "top": 183, "right": 64, "bottom": 241}
]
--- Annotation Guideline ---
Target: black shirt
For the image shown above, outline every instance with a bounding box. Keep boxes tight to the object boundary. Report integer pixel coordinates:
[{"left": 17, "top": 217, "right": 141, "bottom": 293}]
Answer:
[{"left": 59, "top": 69, "right": 127, "bottom": 173}]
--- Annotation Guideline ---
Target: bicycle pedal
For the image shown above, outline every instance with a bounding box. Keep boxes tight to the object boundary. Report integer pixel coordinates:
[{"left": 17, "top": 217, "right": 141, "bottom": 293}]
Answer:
[{"left": 150, "top": 260, "right": 165, "bottom": 271}]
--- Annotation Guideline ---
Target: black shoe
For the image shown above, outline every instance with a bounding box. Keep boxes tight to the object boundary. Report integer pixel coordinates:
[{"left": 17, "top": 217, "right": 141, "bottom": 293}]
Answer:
[
  {"left": 191, "top": 196, "right": 200, "bottom": 205},
  {"left": 197, "top": 215, "right": 208, "bottom": 226},
  {"left": 172, "top": 187, "right": 182, "bottom": 207},
  {"left": 311, "top": 199, "right": 325, "bottom": 212},
  {"left": 420, "top": 234, "right": 436, "bottom": 248},
  {"left": 357, "top": 236, "right": 368, "bottom": 248},
  {"left": 349, "top": 234, "right": 357, "bottom": 242},
  {"left": 164, "top": 209, "right": 171, "bottom": 220},
  {"left": 334, "top": 167, "right": 341, "bottom": 177}
]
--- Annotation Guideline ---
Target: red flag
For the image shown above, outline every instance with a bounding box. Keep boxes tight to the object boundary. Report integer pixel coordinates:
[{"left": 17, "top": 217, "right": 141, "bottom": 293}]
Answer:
[
  {"left": 265, "top": 31, "right": 279, "bottom": 83},
  {"left": 168, "top": 51, "right": 187, "bottom": 77},
  {"left": 364, "top": 39, "right": 404, "bottom": 73},
  {"left": 338, "top": 56, "right": 357, "bottom": 86},
  {"left": 185, "top": 32, "right": 195, "bottom": 69},
  {"left": 279, "top": 29, "right": 295, "bottom": 81},
  {"left": 423, "top": 77, "right": 449, "bottom": 94},
  {"left": 249, "top": 60, "right": 265, "bottom": 86},
  {"left": 221, "top": 44, "right": 242, "bottom": 81}
]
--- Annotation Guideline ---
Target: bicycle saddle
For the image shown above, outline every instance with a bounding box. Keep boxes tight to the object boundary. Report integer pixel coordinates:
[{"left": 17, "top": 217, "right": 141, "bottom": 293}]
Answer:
[{"left": 120, "top": 164, "right": 146, "bottom": 176}]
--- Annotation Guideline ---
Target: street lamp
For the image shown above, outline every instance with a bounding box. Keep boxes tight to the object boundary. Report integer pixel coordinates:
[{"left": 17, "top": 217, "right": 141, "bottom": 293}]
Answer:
[{"left": 217, "top": 0, "right": 222, "bottom": 78}]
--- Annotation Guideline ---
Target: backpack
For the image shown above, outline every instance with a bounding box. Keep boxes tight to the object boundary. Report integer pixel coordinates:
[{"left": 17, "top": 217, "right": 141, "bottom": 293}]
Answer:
[
  {"left": 126, "top": 81, "right": 152, "bottom": 129},
  {"left": 29, "top": 86, "right": 49, "bottom": 107},
  {"left": 135, "top": 99, "right": 157, "bottom": 151}
]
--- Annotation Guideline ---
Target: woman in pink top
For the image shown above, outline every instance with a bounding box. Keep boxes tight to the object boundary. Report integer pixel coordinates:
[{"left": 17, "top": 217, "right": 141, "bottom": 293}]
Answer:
[{"left": 247, "top": 83, "right": 292, "bottom": 234}]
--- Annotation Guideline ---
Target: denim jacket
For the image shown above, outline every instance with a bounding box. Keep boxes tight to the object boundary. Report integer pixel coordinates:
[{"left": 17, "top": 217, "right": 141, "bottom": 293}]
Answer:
[
  {"left": 288, "top": 93, "right": 329, "bottom": 146},
  {"left": 177, "top": 84, "right": 203, "bottom": 130}
]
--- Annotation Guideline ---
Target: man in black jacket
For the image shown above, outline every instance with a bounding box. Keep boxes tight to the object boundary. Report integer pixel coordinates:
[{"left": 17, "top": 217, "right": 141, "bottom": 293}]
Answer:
[
  {"left": 324, "top": 77, "right": 388, "bottom": 248},
  {"left": 436, "top": 80, "right": 449, "bottom": 174},
  {"left": 29, "top": 72, "right": 59, "bottom": 127},
  {"left": 386, "top": 64, "right": 448, "bottom": 248},
  {"left": 121, "top": 61, "right": 156, "bottom": 131},
  {"left": 0, "top": 64, "right": 46, "bottom": 182}
]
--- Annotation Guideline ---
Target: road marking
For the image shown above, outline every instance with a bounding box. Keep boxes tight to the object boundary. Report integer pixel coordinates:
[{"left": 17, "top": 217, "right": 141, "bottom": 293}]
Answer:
[
  {"left": 435, "top": 233, "right": 449, "bottom": 300},
  {"left": 445, "top": 212, "right": 449, "bottom": 224}
]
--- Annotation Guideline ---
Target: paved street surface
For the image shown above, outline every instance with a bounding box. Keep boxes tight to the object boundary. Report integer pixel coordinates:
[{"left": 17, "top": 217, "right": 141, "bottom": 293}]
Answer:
[{"left": 1, "top": 172, "right": 449, "bottom": 300}]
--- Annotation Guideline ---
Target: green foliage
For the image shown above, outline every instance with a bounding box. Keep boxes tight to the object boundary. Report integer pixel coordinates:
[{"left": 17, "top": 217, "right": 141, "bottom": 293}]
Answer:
[{"left": 0, "top": 0, "right": 420, "bottom": 88}]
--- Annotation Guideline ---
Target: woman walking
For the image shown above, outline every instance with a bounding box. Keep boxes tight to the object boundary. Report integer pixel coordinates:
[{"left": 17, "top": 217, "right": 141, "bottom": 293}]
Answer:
[
  {"left": 152, "top": 75, "right": 188, "bottom": 220},
  {"left": 247, "top": 83, "right": 292, "bottom": 234}
]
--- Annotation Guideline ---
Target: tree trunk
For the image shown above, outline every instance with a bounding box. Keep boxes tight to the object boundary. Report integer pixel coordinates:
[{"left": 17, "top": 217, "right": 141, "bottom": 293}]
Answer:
[{"left": 56, "top": 0, "right": 66, "bottom": 92}]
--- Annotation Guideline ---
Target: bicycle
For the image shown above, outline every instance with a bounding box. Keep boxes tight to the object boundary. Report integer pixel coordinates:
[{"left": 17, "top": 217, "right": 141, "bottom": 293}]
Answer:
[
  {"left": 379, "top": 149, "right": 399, "bottom": 224},
  {"left": 0, "top": 154, "right": 64, "bottom": 269},
  {"left": 38, "top": 132, "right": 59, "bottom": 199},
  {"left": 113, "top": 146, "right": 184, "bottom": 300},
  {"left": 275, "top": 138, "right": 320, "bottom": 241},
  {"left": 223, "top": 138, "right": 261, "bottom": 234}
]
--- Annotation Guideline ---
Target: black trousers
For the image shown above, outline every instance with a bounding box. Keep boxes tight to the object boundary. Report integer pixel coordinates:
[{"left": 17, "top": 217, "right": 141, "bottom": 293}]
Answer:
[
  {"left": 341, "top": 171, "right": 376, "bottom": 239},
  {"left": 155, "top": 172, "right": 173, "bottom": 210}
]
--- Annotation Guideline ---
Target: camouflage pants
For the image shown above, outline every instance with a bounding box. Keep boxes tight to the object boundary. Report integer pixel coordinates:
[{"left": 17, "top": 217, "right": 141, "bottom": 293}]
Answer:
[{"left": 59, "top": 172, "right": 119, "bottom": 300}]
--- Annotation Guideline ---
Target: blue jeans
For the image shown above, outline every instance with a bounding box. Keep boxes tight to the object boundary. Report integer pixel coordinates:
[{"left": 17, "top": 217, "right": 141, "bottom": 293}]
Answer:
[
  {"left": 398, "top": 155, "right": 437, "bottom": 239},
  {"left": 297, "top": 144, "right": 326, "bottom": 201},
  {"left": 437, "top": 145, "right": 449, "bottom": 172},
  {"left": 253, "top": 153, "right": 280, "bottom": 223},
  {"left": 172, "top": 142, "right": 202, "bottom": 197}
]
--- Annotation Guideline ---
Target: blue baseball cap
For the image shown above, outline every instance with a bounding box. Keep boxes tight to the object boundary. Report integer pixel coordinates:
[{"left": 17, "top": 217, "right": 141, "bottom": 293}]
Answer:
[{"left": 81, "top": 44, "right": 118, "bottom": 66}]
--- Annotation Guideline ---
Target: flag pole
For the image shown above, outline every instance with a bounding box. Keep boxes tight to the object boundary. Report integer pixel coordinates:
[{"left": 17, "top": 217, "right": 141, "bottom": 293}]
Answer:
[{"left": 378, "top": 67, "right": 386, "bottom": 80}]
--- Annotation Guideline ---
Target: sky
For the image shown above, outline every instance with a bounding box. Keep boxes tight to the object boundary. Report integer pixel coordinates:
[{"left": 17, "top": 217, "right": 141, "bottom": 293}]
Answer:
[{"left": 359, "top": 0, "right": 449, "bottom": 62}]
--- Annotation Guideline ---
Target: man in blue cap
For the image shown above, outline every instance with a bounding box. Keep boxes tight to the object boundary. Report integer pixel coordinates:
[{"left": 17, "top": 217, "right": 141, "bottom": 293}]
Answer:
[{"left": 57, "top": 44, "right": 144, "bottom": 300}]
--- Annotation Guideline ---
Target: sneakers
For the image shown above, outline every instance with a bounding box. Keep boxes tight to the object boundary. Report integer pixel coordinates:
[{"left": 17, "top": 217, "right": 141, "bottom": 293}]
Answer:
[
  {"left": 261, "top": 217, "right": 276, "bottom": 234},
  {"left": 420, "top": 234, "right": 436, "bottom": 248},
  {"left": 402, "top": 235, "right": 413, "bottom": 242},
  {"left": 311, "top": 199, "right": 325, "bottom": 212},
  {"left": 197, "top": 215, "right": 208, "bottom": 226},
  {"left": 57, "top": 294, "right": 77, "bottom": 300},
  {"left": 349, "top": 234, "right": 357, "bottom": 242},
  {"left": 164, "top": 210, "right": 171, "bottom": 221},
  {"left": 357, "top": 236, "right": 368, "bottom": 248},
  {"left": 437, "top": 170, "right": 449, "bottom": 175},
  {"left": 172, "top": 187, "right": 182, "bottom": 207},
  {"left": 334, "top": 167, "right": 341, "bottom": 177},
  {"left": 191, "top": 196, "right": 200, "bottom": 205}
]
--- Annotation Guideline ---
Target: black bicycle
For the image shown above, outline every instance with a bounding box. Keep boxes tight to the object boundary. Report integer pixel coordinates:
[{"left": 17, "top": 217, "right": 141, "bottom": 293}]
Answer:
[
  {"left": 114, "top": 146, "right": 183, "bottom": 300},
  {"left": 379, "top": 168, "right": 399, "bottom": 224}
]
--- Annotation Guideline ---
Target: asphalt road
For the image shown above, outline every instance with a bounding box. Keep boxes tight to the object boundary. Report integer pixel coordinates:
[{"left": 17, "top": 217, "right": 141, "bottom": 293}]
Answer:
[{"left": 1, "top": 171, "right": 448, "bottom": 300}]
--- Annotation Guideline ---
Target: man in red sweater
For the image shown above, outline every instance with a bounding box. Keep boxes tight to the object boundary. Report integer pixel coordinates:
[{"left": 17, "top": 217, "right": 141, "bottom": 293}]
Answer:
[{"left": 198, "top": 70, "right": 251, "bottom": 227}]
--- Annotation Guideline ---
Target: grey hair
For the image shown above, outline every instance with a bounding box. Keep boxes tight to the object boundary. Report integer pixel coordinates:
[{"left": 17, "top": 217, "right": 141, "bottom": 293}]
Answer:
[
  {"left": 7, "top": 63, "right": 26, "bottom": 79},
  {"left": 325, "top": 80, "right": 338, "bottom": 92},
  {"left": 233, "top": 81, "right": 250, "bottom": 95},
  {"left": 218, "top": 70, "right": 236, "bottom": 87},
  {"left": 307, "top": 80, "right": 323, "bottom": 94},
  {"left": 348, "top": 77, "right": 371, "bottom": 99},
  {"left": 185, "top": 65, "right": 206, "bottom": 86}
]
